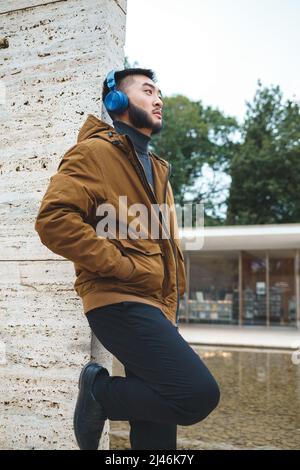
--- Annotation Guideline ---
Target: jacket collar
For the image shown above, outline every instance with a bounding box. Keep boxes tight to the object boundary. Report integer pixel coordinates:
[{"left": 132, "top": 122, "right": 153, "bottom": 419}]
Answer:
[{"left": 77, "top": 114, "right": 168, "bottom": 167}]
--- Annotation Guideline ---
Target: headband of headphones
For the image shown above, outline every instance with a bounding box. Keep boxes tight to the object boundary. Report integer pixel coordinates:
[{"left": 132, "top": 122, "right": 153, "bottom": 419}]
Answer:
[{"left": 106, "top": 70, "right": 117, "bottom": 91}]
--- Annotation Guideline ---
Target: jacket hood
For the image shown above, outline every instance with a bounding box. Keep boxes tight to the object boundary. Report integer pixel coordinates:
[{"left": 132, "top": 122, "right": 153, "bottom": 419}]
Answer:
[{"left": 77, "top": 114, "right": 116, "bottom": 143}]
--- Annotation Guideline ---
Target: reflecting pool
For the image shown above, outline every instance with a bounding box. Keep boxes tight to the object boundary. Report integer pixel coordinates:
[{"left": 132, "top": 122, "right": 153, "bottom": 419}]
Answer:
[{"left": 110, "top": 346, "right": 300, "bottom": 449}]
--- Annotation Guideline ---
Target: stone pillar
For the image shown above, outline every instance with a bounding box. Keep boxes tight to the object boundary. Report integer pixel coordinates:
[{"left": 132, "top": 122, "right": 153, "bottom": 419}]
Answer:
[{"left": 0, "top": 0, "right": 127, "bottom": 450}]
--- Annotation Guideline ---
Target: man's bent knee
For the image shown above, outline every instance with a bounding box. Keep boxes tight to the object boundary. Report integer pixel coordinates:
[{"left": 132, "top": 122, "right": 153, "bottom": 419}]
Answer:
[{"left": 176, "top": 378, "right": 221, "bottom": 426}]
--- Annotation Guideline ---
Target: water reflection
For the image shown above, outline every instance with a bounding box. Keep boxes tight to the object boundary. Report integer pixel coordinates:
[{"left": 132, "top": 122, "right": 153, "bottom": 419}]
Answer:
[{"left": 110, "top": 347, "right": 300, "bottom": 449}]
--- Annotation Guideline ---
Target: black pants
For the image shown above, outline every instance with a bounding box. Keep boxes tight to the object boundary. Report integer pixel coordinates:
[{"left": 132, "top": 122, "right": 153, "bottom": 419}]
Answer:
[{"left": 86, "top": 301, "right": 220, "bottom": 450}]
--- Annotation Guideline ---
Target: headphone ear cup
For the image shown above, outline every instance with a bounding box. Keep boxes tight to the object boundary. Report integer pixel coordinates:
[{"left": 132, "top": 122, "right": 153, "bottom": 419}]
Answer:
[{"left": 104, "top": 90, "right": 128, "bottom": 114}]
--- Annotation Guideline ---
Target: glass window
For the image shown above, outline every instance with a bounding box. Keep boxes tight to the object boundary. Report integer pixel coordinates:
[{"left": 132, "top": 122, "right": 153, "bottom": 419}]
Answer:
[
  {"left": 181, "top": 248, "right": 297, "bottom": 328},
  {"left": 269, "top": 250, "right": 296, "bottom": 326},
  {"left": 187, "top": 252, "right": 239, "bottom": 325},
  {"left": 242, "top": 251, "right": 267, "bottom": 325}
]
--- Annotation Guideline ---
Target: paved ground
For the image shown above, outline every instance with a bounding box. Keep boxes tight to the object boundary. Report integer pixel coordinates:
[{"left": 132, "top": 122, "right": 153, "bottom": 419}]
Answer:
[{"left": 178, "top": 323, "right": 300, "bottom": 349}]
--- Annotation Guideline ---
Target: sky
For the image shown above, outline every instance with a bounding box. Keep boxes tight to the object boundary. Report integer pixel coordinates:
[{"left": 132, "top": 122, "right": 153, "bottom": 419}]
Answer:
[{"left": 124, "top": 0, "right": 300, "bottom": 124}]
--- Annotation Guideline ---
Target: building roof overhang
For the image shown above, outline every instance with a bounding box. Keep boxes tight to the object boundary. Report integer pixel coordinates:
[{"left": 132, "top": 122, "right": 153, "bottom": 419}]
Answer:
[{"left": 178, "top": 223, "right": 300, "bottom": 252}]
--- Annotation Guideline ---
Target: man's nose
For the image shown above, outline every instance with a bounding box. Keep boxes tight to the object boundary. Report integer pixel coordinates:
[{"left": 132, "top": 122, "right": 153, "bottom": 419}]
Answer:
[{"left": 154, "top": 95, "right": 163, "bottom": 107}]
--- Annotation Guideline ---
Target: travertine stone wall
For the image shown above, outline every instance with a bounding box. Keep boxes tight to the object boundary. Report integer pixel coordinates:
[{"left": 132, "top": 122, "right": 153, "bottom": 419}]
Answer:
[{"left": 0, "top": 0, "right": 127, "bottom": 450}]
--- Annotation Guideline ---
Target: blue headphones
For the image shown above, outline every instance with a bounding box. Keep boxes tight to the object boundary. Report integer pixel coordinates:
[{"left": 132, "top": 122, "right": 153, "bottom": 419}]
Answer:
[{"left": 104, "top": 70, "right": 129, "bottom": 114}]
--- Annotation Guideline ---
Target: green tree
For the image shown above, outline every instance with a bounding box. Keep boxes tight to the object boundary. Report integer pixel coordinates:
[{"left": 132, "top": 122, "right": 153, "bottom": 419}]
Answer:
[
  {"left": 124, "top": 56, "right": 139, "bottom": 68},
  {"left": 151, "top": 95, "right": 239, "bottom": 224},
  {"left": 226, "top": 81, "right": 300, "bottom": 224}
]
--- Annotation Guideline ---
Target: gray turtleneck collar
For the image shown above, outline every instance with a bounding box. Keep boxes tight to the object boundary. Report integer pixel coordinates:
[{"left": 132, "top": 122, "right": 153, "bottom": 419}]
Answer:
[
  {"left": 113, "top": 120, "right": 151, "bottom": 155},
  {"left": 113, "top": 119, "right": 155, "bottom": 193}
]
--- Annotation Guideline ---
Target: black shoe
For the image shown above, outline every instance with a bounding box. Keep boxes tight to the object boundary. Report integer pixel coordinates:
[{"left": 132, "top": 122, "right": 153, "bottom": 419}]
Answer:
[{"left": 73, "top": 361, "right": 109, "bottom": 450}]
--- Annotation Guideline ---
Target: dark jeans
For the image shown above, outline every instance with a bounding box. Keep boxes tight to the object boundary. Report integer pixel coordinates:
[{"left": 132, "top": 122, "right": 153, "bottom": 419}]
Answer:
[{"left": 86, "top": 301, "right": 220, "bottom": 450}]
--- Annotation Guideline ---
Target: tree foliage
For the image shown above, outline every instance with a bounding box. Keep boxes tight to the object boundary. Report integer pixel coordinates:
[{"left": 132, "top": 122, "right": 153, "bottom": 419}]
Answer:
[
  {"left": 151, "top": 95, "right": 238, "bottom": 224},
  {"left": 121, "top": 60, "right": 300, "bottom": 225},
  {"left": 226, "top": 81, "right": 300, "bottom": 224}
]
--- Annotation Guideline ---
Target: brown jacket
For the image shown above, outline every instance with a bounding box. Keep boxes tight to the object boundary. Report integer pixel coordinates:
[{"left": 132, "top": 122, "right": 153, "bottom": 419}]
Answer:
[{"left": 34, "top": 114, "right": 186, "bottom": 326}]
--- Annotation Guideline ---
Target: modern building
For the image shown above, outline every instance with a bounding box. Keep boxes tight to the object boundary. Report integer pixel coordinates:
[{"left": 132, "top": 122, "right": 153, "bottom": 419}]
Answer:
[{"left": 179, "top": 224, "right": 300, "bottom": 329}]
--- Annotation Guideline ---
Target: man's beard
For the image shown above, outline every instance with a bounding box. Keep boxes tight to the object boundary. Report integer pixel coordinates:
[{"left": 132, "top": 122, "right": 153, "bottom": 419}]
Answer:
[{"left": 127, "top": 101, "right": 163, "bottom": 135}]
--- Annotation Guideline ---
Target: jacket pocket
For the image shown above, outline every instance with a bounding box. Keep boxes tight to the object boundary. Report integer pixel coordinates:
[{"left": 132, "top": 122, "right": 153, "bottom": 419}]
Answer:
[
  {"left": 111, "top": 238, "right": 165, "bottom": 295},
  {"left": 175, "top": 242, "right": 187, "bottom": 297}
]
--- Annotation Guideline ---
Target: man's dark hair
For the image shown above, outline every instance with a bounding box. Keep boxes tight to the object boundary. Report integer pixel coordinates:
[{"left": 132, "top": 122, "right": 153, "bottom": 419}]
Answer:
[{"left": 102, "top": 68, "right": 157, "bottom": 119}]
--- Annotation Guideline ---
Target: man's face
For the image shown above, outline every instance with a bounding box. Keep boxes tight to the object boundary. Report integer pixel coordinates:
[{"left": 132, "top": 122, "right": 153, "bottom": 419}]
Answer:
[{"left": 121, "top": 75, "right": 164, "bottom": 136}]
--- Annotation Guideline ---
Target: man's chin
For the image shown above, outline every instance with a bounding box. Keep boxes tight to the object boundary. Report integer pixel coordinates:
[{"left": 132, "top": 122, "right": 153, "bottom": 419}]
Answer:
[
  {"left": 151, "top": 126, "right": 162, "bottom": 135},
  {"left": 151, "top": 120, "right": 163, "bottom": 135}
]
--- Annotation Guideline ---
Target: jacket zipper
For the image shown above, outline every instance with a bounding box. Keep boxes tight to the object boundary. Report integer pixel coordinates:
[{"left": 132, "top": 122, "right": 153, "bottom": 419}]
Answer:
[
  {"left": 124, "top": 136, "right": 180, "bottom": 328},
  {"left": 124, "top": 135, "right": 168, "bottom": 235}
]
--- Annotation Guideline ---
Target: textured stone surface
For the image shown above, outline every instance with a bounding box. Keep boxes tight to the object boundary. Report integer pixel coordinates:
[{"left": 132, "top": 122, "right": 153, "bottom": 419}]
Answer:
[
  {"left": 0, "top": 0, "right": 126, "bottom": 15},
  {"left": 0, "top": 0, "right": 126, "bottom": 450}
]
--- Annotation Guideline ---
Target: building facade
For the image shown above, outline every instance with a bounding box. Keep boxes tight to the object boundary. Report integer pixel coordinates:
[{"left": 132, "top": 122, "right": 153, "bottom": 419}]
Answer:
[{"left": 179, "top": 224, "right": 300, "bottom": 329}]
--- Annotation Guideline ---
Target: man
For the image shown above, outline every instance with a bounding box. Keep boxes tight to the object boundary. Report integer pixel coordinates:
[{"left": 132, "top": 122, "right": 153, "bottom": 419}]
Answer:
[{"left": 35, "top": 68, "right": 220, "bottom": 450}]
